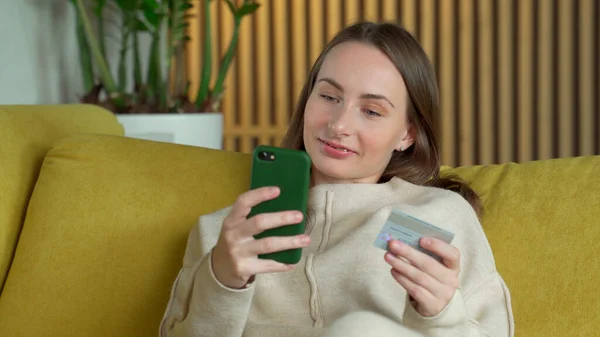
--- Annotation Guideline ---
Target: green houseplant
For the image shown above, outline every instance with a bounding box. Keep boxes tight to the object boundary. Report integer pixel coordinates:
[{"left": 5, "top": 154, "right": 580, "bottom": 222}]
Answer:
[{"left": 70, "top": 0, "right": 259, "bottom": 114}]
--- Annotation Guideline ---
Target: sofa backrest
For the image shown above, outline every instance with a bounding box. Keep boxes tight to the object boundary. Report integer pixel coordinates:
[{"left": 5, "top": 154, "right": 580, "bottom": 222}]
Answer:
[
  {"left": 0, "top": 105, "right": 123, "bottom": 292},
  {"left": 446, "top": 156, "right": 599, "bottom": 336}
]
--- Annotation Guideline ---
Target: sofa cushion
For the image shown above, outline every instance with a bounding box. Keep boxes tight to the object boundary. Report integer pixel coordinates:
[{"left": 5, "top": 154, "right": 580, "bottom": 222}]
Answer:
[
  {"left": 444, "top": 156, "right": 600, "bottom": 336},
  {"left": 0, "top": 133, "right": 251, "bottom": 337},
  {"left": 0, "top": 104, "right": 123, "bottom": 293}
]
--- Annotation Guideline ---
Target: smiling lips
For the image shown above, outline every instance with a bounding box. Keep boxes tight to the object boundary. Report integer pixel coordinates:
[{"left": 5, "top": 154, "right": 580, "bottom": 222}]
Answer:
[{"left": 319, "top": 139, "right": 357, "bottom": 158}]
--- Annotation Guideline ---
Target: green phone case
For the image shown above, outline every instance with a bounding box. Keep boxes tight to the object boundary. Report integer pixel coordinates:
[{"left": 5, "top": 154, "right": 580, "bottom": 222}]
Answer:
[{"left": 249, "top": 145, "right": 312, "bottom": 264}]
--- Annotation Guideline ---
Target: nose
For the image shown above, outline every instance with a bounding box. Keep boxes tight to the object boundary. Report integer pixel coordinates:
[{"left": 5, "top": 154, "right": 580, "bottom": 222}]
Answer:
[{"left": 327, "top": 104, "right": 354, "bottom": 136}]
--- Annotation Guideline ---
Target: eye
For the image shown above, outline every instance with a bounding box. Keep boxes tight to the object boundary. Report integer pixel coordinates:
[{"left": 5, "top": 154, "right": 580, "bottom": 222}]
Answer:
[
  {"left": 319, "top": 94, "right": 339, "bottom": 103},
  {"left": 364, "top": 109, "right": 382, "bottom": 117}
]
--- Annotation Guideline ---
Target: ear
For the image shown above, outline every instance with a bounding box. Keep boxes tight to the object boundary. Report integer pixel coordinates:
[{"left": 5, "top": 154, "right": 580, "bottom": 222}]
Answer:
[{"left": 395, "top": 123, "right": 416, "bottom": 151}]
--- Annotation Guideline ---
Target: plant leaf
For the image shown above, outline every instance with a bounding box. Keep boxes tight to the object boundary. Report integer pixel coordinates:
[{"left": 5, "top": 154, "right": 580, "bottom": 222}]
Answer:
[
  {"left": 223, "top": 0, "right": 236, "bottom": 15},
  {"left": 171, "top": 31, "right": 186, "bottom": 45},
  {"left": 93, "top": 0, "right": 107, "bottom": 16},
  {"left": 134, "top": 18, "right": 150, "bottom": 31},
  {"left": 178, "top": 2, "right": 193, "bottom": 11},
  {"left": 236, "top": 2, "right": 259, "bottom": 17},
  {"left": 141, "top": 0, "right": 161, "bottom": 11},
  {"left": 114, "top": 0, "right": 138, "bottom": 11},
  {"left": 141, "top": 0, "right": 164, "bottom": 29}
]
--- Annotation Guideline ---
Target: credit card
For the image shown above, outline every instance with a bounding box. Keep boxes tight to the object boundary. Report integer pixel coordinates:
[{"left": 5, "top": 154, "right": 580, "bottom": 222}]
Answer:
[{"left": 373, "top": 209, "right": 455, "bottom": 262}]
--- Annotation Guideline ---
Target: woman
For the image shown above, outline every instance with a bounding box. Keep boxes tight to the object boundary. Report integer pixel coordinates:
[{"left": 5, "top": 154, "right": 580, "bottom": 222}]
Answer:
[{"left": 160, "top": 22, "right": 514, "bottom": 337}]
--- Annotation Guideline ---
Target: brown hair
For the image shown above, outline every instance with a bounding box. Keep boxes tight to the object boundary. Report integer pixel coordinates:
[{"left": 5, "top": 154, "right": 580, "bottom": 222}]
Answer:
[{"left": 281, "top": 21, "right": 483, "bottom": 217}]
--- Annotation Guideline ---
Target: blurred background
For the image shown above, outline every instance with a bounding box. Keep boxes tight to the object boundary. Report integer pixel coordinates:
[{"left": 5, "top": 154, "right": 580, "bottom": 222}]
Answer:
[
  {"left": 189, "top": 0, "right": 599, "bottom": 166},
  {"left": 1, "top": 0, "right": 598, "bottom": 167}
]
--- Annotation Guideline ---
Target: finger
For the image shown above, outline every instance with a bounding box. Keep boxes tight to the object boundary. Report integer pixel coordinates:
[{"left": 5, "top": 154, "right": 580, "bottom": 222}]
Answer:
[
  {"left": 232, "top": 257, "right": 298, "bottom": 278},
  {"left": 252, "top": 259, "right": 297, "bottom": 275},
  {"left": 241, "top": 210, "right": 303, "bottom": 237},
  {"left": 249, "top": 234, "right": 310, "bottom": 255},
  {"left": 390, "top": 268, "right": 439, "bottom": 315},
  {"left": 388, "top": 240, "right": 450, "bottom": 282},
  {"left": 384, "top": 252, "right": 447, "bottom": 299},
  {"left": 227, "top": 187, "right": 280, "bottom": 224},
  {"left": 419, "top": 237, "right": 461, "bottom": 271}
]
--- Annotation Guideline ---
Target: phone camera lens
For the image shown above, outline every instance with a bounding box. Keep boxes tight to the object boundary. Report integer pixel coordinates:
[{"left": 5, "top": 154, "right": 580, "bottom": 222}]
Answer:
[{"left": 258, "top": 151, "right": 275, "bottom": 161}]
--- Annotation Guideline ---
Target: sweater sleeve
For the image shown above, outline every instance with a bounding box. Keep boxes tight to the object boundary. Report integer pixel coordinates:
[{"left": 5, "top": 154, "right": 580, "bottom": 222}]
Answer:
[
  {"left": 402, "top": 272, "right": 513, "bottom": 337},
  {"left": 401, "top": 194, "right": 515, "bottom": 337},
  {"left": 159, "top": 207, "right": 256, "bottom": 337}
]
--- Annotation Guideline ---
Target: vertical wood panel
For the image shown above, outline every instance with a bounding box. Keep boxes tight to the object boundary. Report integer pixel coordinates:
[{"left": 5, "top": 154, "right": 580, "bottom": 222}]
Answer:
[
  {"left": 517, "top": 0, "right": 535, "bottom": 162},
  {"left": 186, "top": 0, "right": 200, "bottom": 102},
  {"left": 237, "top": 6, "right": 254, "bottom": 153},
  {"left": 291, "top": 0, "right": 307, "bottom": 112},
  {"left": 458, "top": 0, "right": 475, "bottom": 165},
  {"left": 420, "top": 0, "right": 436, "bottom": 61},
  {"left": 308, "top": 0, "right": 324, "bottom": 67},
  {"left": 558, "top": 0, "right": 574, "bottom": 157},
  {"left": 218, "top": 0, "right": 236, "bottom": 151},
  {"left": 579, "top": 0, "right": 595, "bottom": 156},
  {"left": 400, "top": 0, "right": 418, "bottom": 34},
  {"left": 381, "top": 0, "right": 398, "bottom": 22},
  {"left": 477, "top": 0, "right": 494, "bottom": 165},
  {"left": 326, "top": 0, "right": 343, "bottom": 41},
  {"left": 272, "top": 0, "right": 290, "bottom": 146},
  {"left": 363, "top": 0, "right": 379, "bottom": 22},
  {"left": 255, "top": 0, "right": 271, "bottom": 146},
  {"left": 439, "top": 0, "right": 456, "bottom": 166},
  {"left": 537, "top": 1, "right": 553, "bottom": 160},
  {"left": 344, "top": 0, "right": 360, "bottom": 26},
  {"left": 497, "top": 0, "right": 514, "bottom": 163},
  {"left": 596, "top": 1, "right": 600, "bottom": 154}
]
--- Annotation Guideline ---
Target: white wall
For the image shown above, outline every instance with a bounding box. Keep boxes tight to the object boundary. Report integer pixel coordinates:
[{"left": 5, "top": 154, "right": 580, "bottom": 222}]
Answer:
[
  {"left": 0, "top": 0, "right": 153, "bottom": 105},
  {"left": 0, "top": 0, "right": 82, "bottom": 104}
]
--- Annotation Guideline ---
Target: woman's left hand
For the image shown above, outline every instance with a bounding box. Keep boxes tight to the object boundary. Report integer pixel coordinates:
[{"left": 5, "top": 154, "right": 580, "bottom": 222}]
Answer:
[{"left": 384, "top": 237, "right": 460, "bottom": 317}]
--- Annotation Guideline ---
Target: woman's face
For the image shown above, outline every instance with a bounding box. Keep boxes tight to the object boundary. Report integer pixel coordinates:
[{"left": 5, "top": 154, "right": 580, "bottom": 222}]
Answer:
[{"left": 303, "top": 41, "right": 415, "bottom": 185}]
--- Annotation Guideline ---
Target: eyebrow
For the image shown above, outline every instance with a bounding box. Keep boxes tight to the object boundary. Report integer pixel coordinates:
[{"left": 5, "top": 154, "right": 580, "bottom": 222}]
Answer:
[{"left": 317, "top": 77, "right": 395, "bottom": 108}]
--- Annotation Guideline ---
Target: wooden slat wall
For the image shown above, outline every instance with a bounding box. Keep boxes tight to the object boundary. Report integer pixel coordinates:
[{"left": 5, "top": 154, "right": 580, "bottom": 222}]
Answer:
[{"left": 187, "top": 0, "right": 600, "bottom": 166}]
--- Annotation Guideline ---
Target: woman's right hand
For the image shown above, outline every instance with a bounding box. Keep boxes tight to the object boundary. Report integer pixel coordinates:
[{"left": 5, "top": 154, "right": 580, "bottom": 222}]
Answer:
[{"left": 211, "top": 186, "right": 311, "bottom": 289}]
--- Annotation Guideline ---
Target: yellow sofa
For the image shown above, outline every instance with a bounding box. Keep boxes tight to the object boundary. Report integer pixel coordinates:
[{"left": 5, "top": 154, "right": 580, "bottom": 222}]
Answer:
[{"left": 0, "top": 105, "right": 598, "bottom": 336}]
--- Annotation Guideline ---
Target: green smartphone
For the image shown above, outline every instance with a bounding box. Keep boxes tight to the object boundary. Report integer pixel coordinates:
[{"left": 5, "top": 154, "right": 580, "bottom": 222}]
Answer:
[{"left": 249, "top": 145, "right": 312, "bottom": 264}]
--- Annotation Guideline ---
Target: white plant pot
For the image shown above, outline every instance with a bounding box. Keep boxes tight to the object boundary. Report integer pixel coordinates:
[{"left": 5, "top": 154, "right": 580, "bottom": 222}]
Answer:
[{"left": 116, "top": 113, "right": 223, "bottom": 150}]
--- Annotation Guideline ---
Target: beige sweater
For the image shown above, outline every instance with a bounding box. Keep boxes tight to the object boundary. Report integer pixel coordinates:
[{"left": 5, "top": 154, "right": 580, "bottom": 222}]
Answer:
[{"left": 160, "top": 177, "right": 514, "bottom": 337}]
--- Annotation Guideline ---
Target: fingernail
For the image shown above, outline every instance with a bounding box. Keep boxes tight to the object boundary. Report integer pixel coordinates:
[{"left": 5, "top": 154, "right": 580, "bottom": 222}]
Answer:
[
  {"left": 299, "top": 235, "right": 310, "bottom": 244},
  {"left": 288, "top": 212, "right": 301, "bottom": 222},
  {"left": 270, "top": 187, "right": 279, "bottom": 194},
  {"left": 422, "top": 238, "right": 432, "bottom": 246}
]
